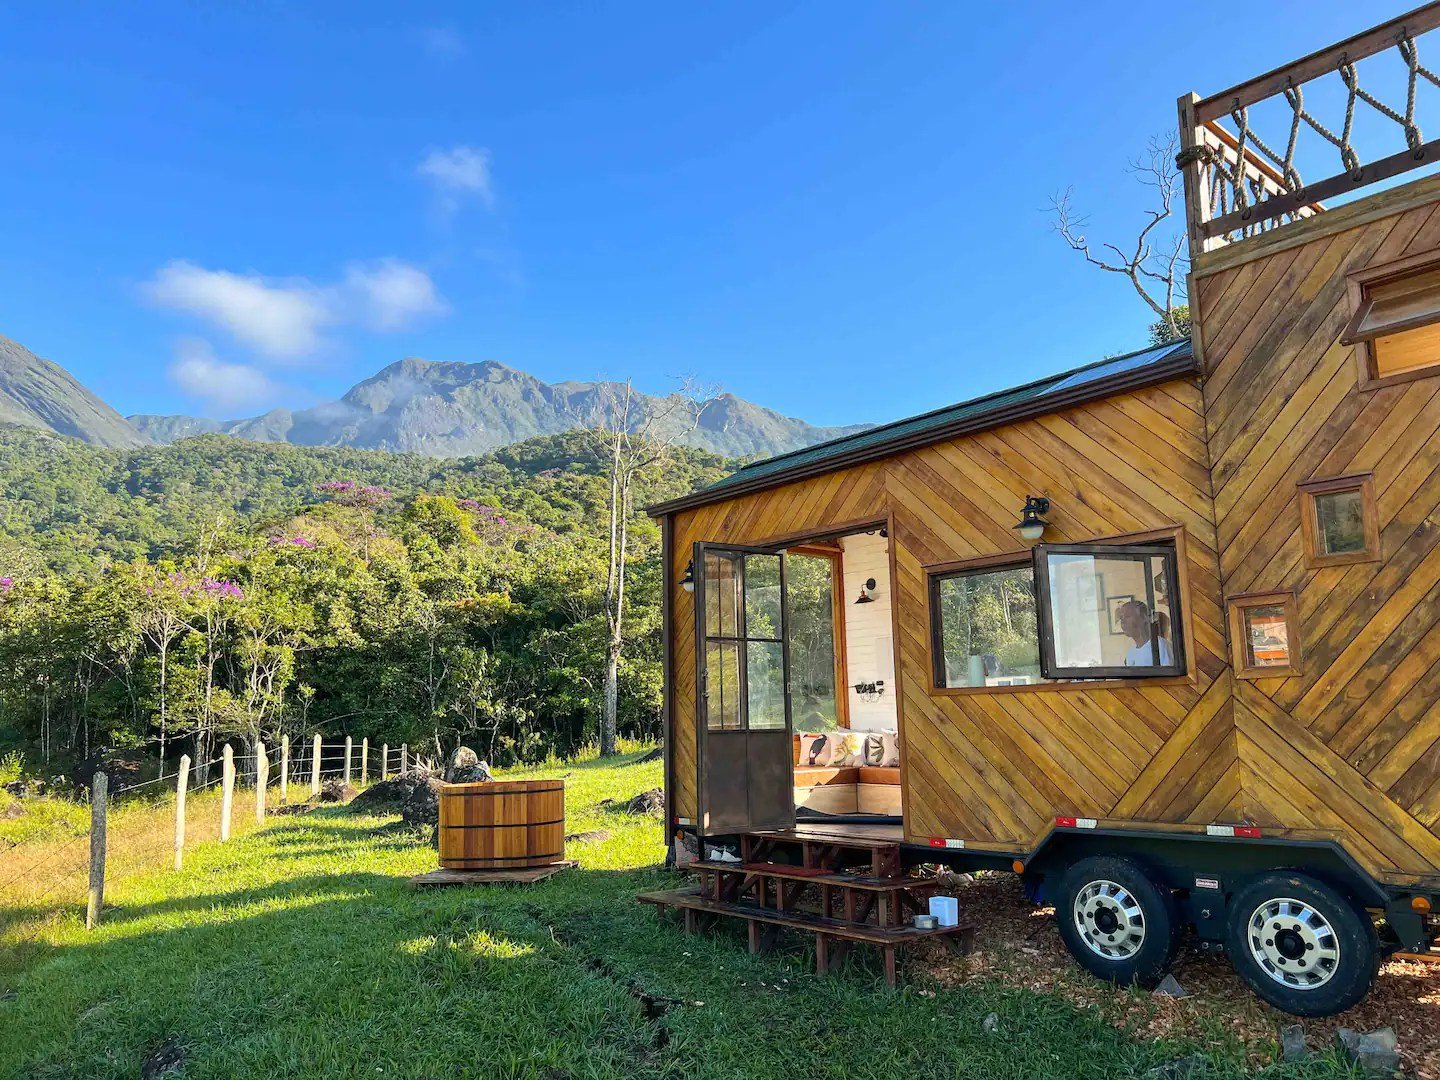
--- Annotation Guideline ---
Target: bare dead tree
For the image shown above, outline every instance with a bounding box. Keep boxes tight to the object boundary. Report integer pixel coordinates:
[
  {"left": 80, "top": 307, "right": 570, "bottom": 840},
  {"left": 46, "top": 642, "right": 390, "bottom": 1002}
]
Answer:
[
  {"left": 588, "top": 377, "right": 719, "bottom": 756},
  {"left": 1051, "top": 134, "right": 1190, "bottom": 342}
]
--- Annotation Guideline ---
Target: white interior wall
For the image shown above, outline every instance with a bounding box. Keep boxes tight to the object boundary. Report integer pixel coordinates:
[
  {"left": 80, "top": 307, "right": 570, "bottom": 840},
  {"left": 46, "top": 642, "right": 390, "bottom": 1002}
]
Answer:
[{"left": 839, "top": 531, "right": 898, "bottom": 732}]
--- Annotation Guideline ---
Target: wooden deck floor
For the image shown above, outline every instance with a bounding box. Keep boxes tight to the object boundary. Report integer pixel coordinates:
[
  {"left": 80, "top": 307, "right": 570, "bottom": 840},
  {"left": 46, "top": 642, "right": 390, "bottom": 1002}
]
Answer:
[{"left": 757, "top": 822, "right": 905, "bottom": 845}]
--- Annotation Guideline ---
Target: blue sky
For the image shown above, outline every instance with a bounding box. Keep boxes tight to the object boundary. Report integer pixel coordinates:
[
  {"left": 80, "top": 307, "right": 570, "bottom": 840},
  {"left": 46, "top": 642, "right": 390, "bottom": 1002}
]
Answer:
[{"left": 0, "top": 1, "right": 1413, "bottom": 428}]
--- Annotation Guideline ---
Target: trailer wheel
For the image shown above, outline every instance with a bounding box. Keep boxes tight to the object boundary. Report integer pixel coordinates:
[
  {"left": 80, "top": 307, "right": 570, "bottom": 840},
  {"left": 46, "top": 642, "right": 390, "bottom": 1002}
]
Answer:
[
  {"left": 1055, "top": 855, "right": 1178, "bottom": 988},
  {"left": 1225, "top": 872, "right": 1378, "bottom": 1017}
]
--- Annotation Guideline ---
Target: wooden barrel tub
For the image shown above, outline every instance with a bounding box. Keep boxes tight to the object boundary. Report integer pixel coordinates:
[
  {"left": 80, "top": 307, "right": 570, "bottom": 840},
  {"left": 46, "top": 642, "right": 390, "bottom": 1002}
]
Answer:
[{"left": 437, "top": 778, "right": 565, "bottom": 870}]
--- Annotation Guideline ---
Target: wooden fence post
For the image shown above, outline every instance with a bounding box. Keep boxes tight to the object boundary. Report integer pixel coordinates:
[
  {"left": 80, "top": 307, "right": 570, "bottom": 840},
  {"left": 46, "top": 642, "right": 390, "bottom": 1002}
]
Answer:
[
  {"left": 86, "top": 771, "right": 108, "bottom": 929},
  {"left": 311, "top": 734, "right": 322, "bottom": 796},
  {"left": 381, "top": 743, "right": 389, "bottom": 781},
  {"left": 256, "top": 740, "right": 268, "bottom": 823},
  {"left": 280, "top": 734, "right": 290, "bottom": 803},
  {"left": 361, "top": 738, "right": 369, "bottom": 785},
  {"left": 174, "top": 754, "right": 191, "bottom": 871},
  {"left": 344, "top": 736, "right": 353, "bottom": 785},
  {"left": 401, "top": 744, "right": 409, "bottom": 776},
  {"left": 220, "top": 744, "right": 235, "bottom": 842}
]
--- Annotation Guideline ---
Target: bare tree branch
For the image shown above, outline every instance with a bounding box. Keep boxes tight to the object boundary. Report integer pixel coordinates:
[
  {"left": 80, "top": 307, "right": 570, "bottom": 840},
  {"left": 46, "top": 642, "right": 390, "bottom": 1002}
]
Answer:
[{"left": 1050, "top": 134, "right": 1190, "bottom": 341}]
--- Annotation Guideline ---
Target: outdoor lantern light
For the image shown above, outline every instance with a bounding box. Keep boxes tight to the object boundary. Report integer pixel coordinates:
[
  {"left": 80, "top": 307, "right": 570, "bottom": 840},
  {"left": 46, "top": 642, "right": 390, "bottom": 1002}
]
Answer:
[
  {"left": 680, "top": 559, "right": 695, "bottom": 593},
  {"left": 854, "top": 577, "right": 877, "bottom": 604},
  {"left": 1014, "top": 496, "right": 1051, "bottom": 541}
]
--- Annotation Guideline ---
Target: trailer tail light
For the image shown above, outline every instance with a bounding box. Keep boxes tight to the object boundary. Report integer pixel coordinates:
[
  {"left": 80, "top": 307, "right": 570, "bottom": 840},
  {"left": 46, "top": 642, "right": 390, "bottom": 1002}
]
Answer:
[
  {"left": 928, "top": 837, "right": 965, "bottom": 849},
  {"left": 1054, "top": 816, "right": 1096, "bottom": 829},
  {"left": 1206, "top": 824, "right": 1262, "bottom": 839},
  {"left": 1413, "top": 896, "right": 1433, "bottom": 913}
]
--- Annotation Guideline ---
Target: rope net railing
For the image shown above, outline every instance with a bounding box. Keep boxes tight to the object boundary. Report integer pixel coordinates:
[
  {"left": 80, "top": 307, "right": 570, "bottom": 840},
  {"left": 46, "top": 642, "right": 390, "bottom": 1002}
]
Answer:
[{"left": 1182, "top": 5, "right": 1440, "bottom": 248}]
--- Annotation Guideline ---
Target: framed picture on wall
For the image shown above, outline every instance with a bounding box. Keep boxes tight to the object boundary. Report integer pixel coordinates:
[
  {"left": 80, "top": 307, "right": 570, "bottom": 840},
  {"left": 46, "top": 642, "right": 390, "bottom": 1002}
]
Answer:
[
  {"left": 1107, "top": 594, "right": 1135, "bottom": 635},
  {"left": 1073, "top": 573, "right": 1105, "bottom": 613}
]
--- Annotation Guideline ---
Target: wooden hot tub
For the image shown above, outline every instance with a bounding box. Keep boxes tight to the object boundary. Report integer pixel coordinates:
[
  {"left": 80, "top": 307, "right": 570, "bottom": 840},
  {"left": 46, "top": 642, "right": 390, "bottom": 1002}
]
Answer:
[{"left": 437, "top": 778, "right": 565, "bottom": 870}]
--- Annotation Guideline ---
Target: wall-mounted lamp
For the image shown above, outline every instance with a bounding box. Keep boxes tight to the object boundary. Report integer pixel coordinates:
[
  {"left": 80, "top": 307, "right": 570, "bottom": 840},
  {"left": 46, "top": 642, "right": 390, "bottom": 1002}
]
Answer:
[
  {"left": 680, "top": 559, "right": 695, "bottom": 593},
  {"left": 1014, "top": 496, "right": 1051, "bottom": 542},
  {"left": 854, "top": 577, "right": 877, "bottom": 604}
]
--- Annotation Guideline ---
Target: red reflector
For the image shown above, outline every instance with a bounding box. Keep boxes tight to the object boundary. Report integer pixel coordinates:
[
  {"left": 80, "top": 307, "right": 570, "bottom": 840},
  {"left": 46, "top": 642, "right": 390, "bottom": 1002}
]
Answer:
[
  {"left": 1235, "top": 826, "right": 1263, "bottom": 839},
  {"left": 928, "top": 837, "right": 946, "bottom": 848},
  {"left": 1055, "top": 816, "right": 1077, "bottom": 828}
]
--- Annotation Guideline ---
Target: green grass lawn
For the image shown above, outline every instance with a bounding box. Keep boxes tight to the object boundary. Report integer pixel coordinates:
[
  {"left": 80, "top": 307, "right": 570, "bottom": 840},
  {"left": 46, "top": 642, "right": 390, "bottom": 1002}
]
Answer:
[{"left": 0, "top": 749, "right": 1366, "bottom": 1079}]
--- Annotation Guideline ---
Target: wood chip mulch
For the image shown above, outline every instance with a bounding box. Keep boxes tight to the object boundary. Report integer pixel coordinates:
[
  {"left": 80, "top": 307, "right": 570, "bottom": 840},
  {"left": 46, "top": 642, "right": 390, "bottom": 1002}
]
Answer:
[{"left": 910, "top": 873, "right": 1440, "bottom": 1078}]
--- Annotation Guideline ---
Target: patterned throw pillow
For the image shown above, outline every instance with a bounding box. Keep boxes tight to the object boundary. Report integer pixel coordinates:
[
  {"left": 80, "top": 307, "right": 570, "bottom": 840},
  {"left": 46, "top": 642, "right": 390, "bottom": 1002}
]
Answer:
[
  {"left": 830, "top": 731, "right": 866, "bottom": 766},
  {"left": 864, "top": 731, "right": 900, "bottom": 767},
  {"left": 798, "top": 732, "right": 835, "bottom": 767}
]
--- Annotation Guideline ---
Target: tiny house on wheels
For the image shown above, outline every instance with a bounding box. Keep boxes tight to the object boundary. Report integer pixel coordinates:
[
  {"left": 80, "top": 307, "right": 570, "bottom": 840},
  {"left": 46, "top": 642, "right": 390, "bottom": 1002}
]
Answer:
[{"left": 647, "top": 6, "right": 1440, "bottom": 1017}]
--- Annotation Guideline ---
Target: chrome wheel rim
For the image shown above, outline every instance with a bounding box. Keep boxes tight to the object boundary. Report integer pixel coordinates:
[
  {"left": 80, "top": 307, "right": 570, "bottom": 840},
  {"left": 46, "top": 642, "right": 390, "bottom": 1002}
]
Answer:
[
  {"left": 1073, "top": 879, "right": 1147, "bottom": 961},
  {"left": 1246, "top": 897, "right": 1340, "bottom": 990}
]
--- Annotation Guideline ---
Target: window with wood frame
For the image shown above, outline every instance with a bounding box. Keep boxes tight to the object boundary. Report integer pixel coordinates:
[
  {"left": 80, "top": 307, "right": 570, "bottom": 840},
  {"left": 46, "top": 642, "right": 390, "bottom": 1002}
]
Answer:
[
  {"left": 1298, "top": 473, "right": 1380, "bottom": 567},
  {"left": 1342, "top": 249, "right": 1440, "bottom": 389},
  {"left": 1228, "top": 590, "right": 1301, "bottom": 679},
  {"left": 1032, "top": 541, "right": 1185, "bottom": 679},
  {"left": 929, "top": 558, "right": 1046, "bottom": 689},
  {"left": 927, "top": 537, "right": 1187, "bottom": 688}
]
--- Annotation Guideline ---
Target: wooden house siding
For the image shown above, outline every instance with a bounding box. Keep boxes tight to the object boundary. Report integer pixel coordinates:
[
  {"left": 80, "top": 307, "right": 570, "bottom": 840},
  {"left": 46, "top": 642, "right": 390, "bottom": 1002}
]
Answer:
[
  {"left": 669, "top": 379, "right": 1233, "bottom": 852},
  {"left": 1195, "top": 191, "right": 1440, "bottom": 878}
]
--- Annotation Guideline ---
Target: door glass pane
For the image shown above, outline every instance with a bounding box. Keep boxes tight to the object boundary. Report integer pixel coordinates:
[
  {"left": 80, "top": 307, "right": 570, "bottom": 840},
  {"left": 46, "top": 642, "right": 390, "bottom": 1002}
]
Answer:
[
  {"left": 744, "top": 554, "right": 782, "bottom": 640},
  {"left": 934, "top": 566, "right": 1044, "bottom": 687},
  {"left": 1243, "top": 604, "right": 1291, "bottom": 668},
  {"left": 705, "top": 640, "right": 741, "bottom": 730},
  {"left": 1314, "top": 489, "right": 1367, "bottom": 555},
  {"left": 1043, "top": 551, "right": 1178, "bottom": 671},
  {"left": 746, "top": 640, "right": 786, "bottom": 730},
  {"left": 704, "top": 551, "right": 741, "bottom": 637},
  {"left": 786, "top": 554, "right": 839, "bottom": 728}
]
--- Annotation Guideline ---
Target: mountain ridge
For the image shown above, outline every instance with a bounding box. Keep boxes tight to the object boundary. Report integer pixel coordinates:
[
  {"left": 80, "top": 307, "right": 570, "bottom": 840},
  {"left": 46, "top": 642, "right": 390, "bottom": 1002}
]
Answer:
[
  {"left": 127, "top": 356, "right": 867, "bottom": 458},
  {"left": 0, "top": 335, "right": 149, "bottom": 448}
]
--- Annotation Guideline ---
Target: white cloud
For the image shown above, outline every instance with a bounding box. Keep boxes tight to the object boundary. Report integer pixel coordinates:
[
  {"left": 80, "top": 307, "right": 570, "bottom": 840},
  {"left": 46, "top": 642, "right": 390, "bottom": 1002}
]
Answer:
[
  {"left": 417, "top": 145, "right": 494, "bottom": 213},
  {"left": 342, "top": 259, "right": 449, "bottom": 331},
  {"left": 167, "top": 339, "right": 285, "bottom": 413},
  {"left": 144, "top": 261, "right": 330, "bottom": 360},
  {"left": 419, "top": 25, "right": 465, "bottom": 59},
  {"left": 144, "top": 259, "right": 447, "bottom": 357}
]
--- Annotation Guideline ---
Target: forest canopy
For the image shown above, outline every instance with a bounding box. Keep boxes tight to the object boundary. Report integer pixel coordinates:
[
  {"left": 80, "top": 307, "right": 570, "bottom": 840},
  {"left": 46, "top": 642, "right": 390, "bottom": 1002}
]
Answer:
[{"left": 0, "top": 424, "right": 731, "bottom": 776}]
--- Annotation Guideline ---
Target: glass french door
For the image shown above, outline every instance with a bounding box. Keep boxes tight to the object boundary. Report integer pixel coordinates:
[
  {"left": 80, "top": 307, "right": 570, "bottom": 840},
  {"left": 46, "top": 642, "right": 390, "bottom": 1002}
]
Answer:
[{"left": 694, "top": 542, "right": 795, "bottom": 834}]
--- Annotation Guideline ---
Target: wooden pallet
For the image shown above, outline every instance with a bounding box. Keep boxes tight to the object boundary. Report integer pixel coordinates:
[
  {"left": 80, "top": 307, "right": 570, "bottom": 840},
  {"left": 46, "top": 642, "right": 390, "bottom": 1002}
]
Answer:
[
  {"left": 638, "top": 886, "right": 974, "bottom": 987},
  {"left": 410, "top": 860, "right": 575, "bottom": 887}
]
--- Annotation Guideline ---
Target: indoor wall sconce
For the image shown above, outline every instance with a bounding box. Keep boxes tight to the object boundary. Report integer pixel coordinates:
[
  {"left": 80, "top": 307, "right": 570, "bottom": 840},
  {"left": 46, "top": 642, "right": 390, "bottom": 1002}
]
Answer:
[
  {"left": 1014, "top": 496, "right": 1051, "bottom": 541},
  {"left": 854, "top": 577, "right": 877, "bottom": 604},
  {"left": 680, "top": 559, "right": 695, "bottom": 592}
]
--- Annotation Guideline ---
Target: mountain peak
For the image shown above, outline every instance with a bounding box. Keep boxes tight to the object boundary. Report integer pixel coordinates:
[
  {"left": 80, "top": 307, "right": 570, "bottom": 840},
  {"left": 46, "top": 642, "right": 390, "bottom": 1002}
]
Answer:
[{"left": 0, "top": 335, "right": 148, "bottom": 448}]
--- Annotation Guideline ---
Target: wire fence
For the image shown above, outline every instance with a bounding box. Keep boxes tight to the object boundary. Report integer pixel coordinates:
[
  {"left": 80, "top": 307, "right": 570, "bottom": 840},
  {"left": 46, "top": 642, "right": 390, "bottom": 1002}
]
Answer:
[{"left": 0, "top": 736, "right": 407, "bottom": 950}]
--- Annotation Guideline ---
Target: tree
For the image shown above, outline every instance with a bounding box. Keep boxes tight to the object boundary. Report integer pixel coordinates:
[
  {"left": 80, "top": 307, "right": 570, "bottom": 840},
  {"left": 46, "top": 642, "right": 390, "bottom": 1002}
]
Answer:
[
  {"left": 587, "top": 379, "right": 718, "bottom": 756},
  {"left": 1052, "top": 135, "right": 1190, "bottom": 343},
  {"left": 1147, "top": 304, "right": 1192, "bottom": 346}
]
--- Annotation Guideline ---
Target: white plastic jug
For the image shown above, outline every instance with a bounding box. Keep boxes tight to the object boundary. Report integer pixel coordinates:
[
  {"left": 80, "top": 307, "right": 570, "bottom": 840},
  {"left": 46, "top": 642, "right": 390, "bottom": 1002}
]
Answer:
[{"left": 928, "top": 894, "right": 959, "bottom": 928}]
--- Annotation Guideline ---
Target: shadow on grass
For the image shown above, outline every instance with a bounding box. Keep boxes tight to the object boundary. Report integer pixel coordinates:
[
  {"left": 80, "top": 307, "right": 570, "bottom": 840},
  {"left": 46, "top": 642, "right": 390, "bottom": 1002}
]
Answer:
[{"left": 0, "top": 816, "right": 1350, "bottom": 1080}]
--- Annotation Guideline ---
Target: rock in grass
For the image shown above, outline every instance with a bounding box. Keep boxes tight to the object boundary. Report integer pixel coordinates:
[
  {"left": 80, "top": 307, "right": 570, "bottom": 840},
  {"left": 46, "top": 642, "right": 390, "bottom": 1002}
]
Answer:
[
  {"left": 565, "top": 829, "right": 612, "bottom": 843},
  {"left": 140, "top": 1038, "right": 185, "bottom": 1079},
  {"left": 1144, "top": 1054, "right": 1208, "bottom": 1079},
  {"left": 450, "top": 761, "right": 494, "bottom": 784},
  {"left": 445, "top": 745, "right": 480, "bottom": 781},
  {"left": 625, "top": 789, "right": 664, "bottom": 816},
  {"left": 1280, "top": 1024, "right": 1308, "bottom": 1062},
  {"left": 316, "top": 779, "right": 357, "bottom": 803},
  {"left": 1335, "top": 1027, "right": 1400, "bottom": 1076},
  {"left": 981, "top": 1012, "right": 999, "bottom": 1034},
  {"left": 1153, "top": 973, "right": 1188, "bottom": 998}
]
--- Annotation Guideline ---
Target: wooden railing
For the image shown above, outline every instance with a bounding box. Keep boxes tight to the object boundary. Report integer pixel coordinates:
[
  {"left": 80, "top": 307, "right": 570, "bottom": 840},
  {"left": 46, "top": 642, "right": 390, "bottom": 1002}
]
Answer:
[{"left": 1178, "top": 3, "right": 1440, "bottom": 253}]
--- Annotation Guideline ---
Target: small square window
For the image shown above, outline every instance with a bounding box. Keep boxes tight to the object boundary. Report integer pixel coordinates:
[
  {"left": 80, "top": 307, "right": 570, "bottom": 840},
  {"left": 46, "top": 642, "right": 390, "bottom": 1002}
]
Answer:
[
  {"left": 1343, "top": 250, "right": 1440, "bottom": 390},
  {"left": 1228, "top": 591, "right": 1301, "bottom": 679},
  {"left": 1298, "top": 473, "right": 1380, "bottom": 568}
]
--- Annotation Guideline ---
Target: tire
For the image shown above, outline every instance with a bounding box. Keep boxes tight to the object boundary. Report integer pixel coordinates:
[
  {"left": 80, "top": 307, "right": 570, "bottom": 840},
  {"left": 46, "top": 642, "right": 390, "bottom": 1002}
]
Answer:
[
  {"left": 1225, "top": 872, "right": 1378, "bottom": 1017},
  {"left": 1055, "top": 855, "right": 1180, "bottom": 988}
]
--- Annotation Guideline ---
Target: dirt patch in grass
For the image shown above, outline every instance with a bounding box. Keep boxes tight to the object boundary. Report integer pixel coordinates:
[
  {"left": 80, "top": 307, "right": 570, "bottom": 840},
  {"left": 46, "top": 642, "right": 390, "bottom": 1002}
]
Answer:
[{"left": 913, "top": 873, "right": 1440, "bottom": 1078}]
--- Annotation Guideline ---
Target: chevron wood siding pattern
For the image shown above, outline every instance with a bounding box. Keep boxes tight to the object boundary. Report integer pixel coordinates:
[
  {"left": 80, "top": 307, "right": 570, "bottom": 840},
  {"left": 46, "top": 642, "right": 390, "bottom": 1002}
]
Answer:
[
  {"left": 1196, "top": 191, "right": 1440, "bottom": 879},
  {"left": 669, "top": 380, "right": 1238, "bottom": 852}
]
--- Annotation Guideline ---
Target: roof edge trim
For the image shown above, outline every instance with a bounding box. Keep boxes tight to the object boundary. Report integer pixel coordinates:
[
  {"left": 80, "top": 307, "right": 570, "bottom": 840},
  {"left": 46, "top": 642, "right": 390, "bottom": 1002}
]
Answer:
[{"left": 646, "top": 347, "right": 1199, "bottom": 518}]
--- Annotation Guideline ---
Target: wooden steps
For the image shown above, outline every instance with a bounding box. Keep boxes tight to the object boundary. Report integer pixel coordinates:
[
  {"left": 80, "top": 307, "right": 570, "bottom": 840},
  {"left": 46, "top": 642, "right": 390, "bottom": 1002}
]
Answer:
[
  {"left": 688, "top": 859, "right": 942, "bottom": 928},
  {"left": 638, "top": 885, "right": 975, "bottom": 987}
]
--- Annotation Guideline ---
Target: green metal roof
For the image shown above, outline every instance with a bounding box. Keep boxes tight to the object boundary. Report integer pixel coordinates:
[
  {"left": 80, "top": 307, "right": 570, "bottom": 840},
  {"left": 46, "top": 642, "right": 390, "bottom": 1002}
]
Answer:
[{"left": 648, "top": 337, "right": 1196, "bottom": 516}]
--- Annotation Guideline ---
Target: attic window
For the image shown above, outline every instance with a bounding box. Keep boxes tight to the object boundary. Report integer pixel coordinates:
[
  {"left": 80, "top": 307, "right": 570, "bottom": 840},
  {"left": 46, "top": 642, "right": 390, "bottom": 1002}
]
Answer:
[{"left": 1342, "top": 250, "right": 1440, "bottom": 390}]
